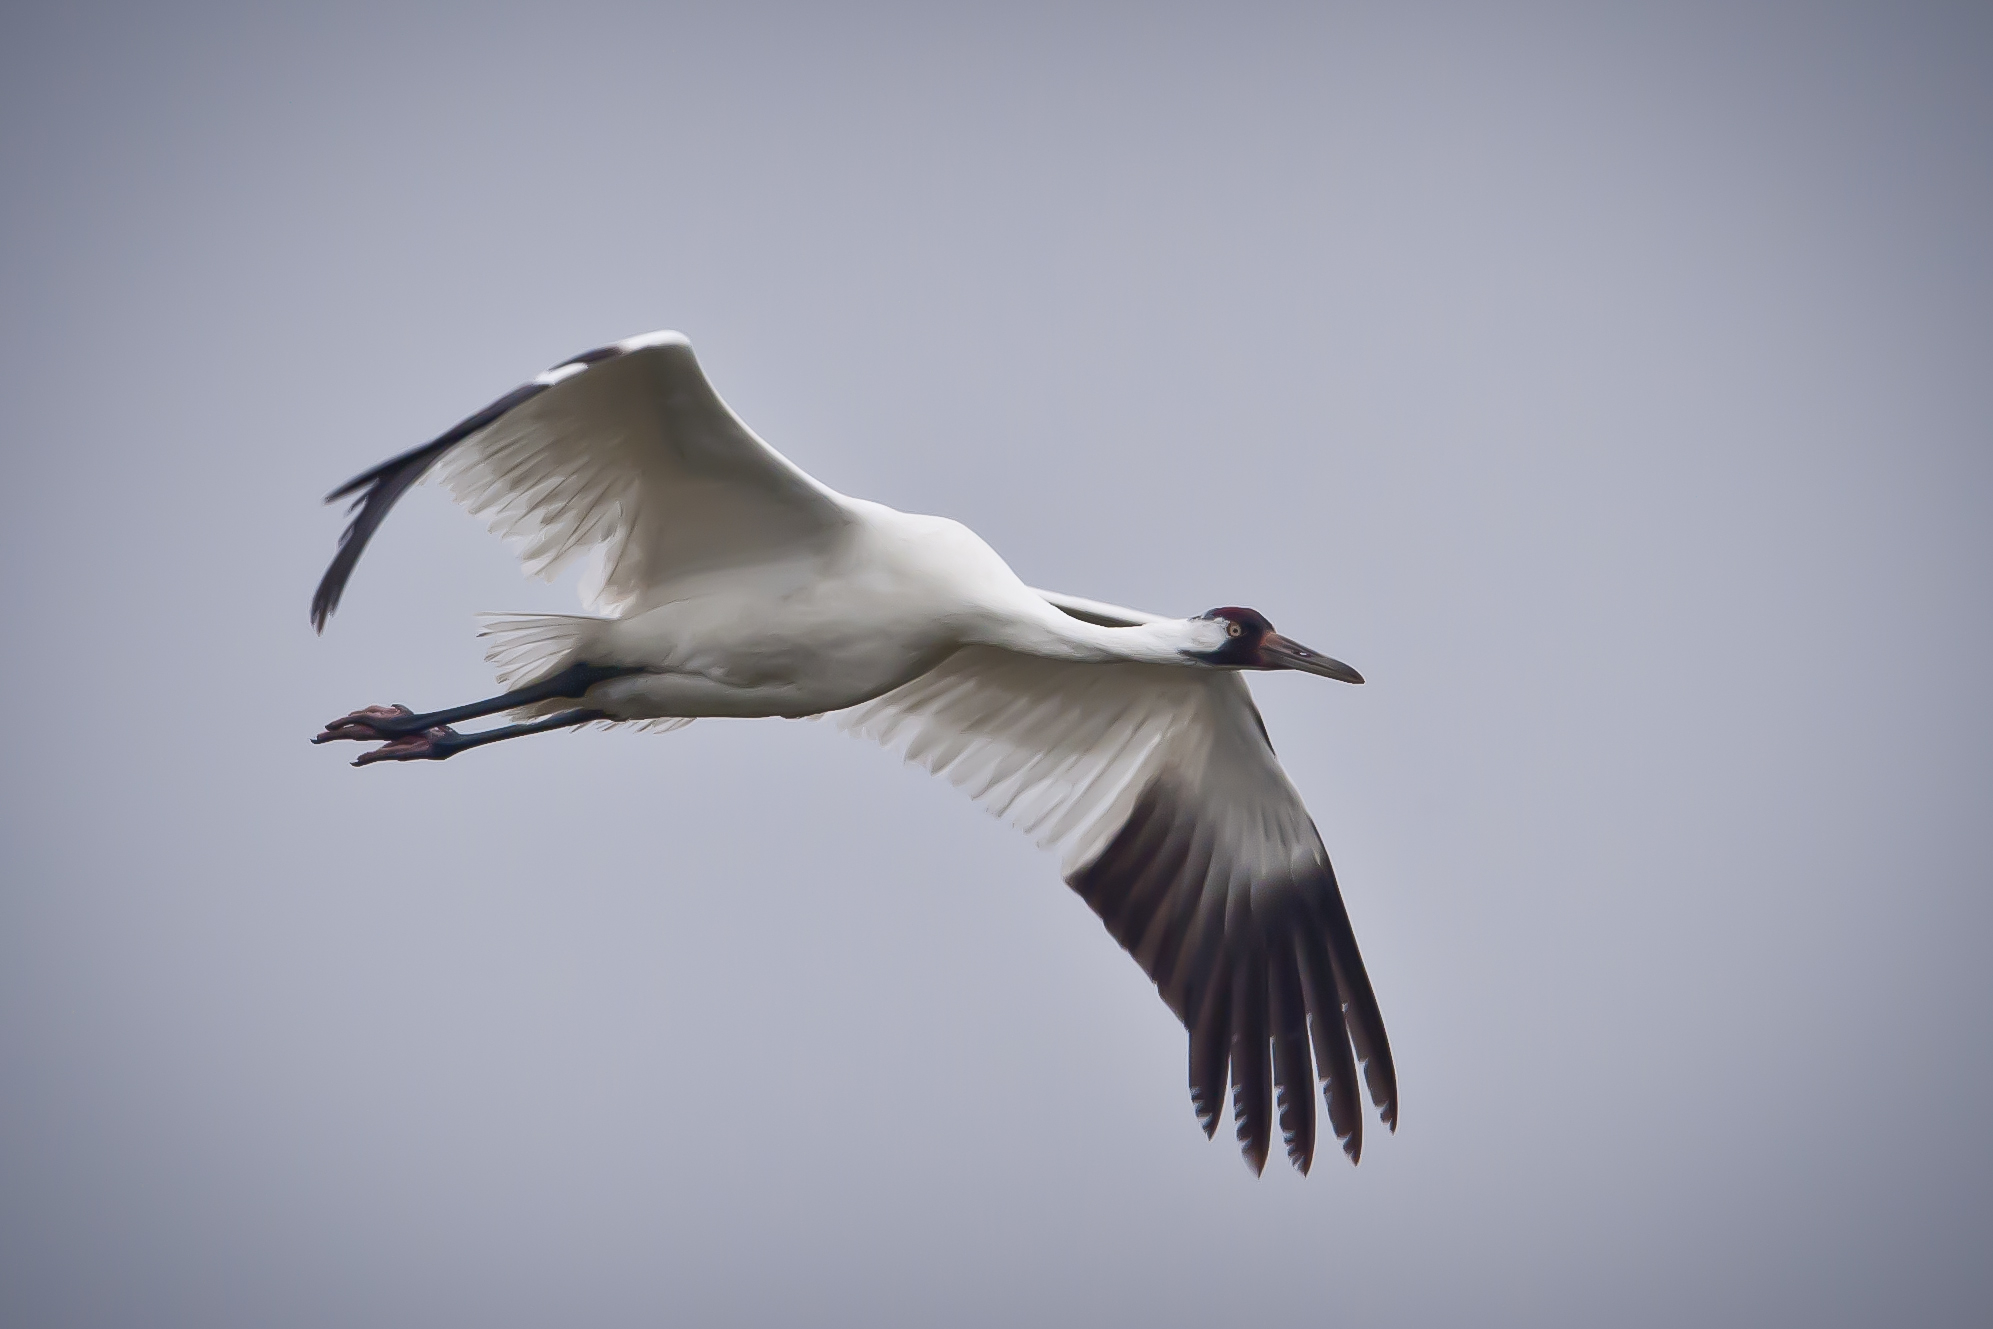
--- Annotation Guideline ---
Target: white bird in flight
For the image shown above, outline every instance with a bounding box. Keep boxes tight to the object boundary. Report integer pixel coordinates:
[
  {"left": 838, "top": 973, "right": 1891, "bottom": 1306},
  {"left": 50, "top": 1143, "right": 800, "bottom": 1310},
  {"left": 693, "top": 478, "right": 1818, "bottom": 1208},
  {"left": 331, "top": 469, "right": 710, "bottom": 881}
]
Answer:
[{"left": 311, "top": 330, "right": 1395, "bottom": 1174}]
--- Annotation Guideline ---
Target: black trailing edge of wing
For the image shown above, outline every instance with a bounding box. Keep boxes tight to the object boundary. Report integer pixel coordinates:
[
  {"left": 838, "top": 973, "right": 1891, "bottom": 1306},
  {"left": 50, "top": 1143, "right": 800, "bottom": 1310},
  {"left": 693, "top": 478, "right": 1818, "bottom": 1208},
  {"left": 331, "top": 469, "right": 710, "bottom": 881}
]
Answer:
[
  {"left": 308, "top": 340, "right": 632, "bottom": 632},
  {"left": 1065, "top": 780, "right": 1398, "bottom": 1175}
]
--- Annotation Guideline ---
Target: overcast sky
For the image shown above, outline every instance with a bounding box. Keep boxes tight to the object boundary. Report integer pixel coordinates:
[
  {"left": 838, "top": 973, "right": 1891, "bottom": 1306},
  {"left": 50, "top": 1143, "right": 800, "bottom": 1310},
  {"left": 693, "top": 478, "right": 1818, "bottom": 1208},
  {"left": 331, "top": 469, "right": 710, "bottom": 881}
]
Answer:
[{"left": 2, "top": 2, "right": 1989, "bottom": 1326}]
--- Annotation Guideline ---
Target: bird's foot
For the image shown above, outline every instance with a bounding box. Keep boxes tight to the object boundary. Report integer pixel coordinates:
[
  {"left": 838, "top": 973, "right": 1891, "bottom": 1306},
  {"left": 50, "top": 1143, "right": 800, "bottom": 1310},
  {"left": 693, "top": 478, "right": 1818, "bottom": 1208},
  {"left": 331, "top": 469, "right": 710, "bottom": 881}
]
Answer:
[
  {"left": 313, "top": 704, "right": 424, "bottom": 743},
  {"left": 313, "top": 705, "right": 476, "bottom": 765},
  {"left": 349, "top": 722, "right": 467, "bottom": 767}
]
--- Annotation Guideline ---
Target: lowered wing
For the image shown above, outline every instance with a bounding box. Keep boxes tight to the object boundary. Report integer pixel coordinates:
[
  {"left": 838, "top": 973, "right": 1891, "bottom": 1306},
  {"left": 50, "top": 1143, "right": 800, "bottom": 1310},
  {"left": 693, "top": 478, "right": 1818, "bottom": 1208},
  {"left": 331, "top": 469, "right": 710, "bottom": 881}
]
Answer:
[{"left": 841, "top": 645, "right": 1397, "bottom": 1174}]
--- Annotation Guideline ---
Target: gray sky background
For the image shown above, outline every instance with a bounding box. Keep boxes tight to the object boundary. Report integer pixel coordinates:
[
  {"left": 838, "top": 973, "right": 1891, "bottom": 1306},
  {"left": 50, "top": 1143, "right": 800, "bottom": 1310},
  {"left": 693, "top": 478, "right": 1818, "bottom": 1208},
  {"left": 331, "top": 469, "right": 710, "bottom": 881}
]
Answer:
[{"left": 2, "top": 2, "right": 1989, "bottom": 1325}]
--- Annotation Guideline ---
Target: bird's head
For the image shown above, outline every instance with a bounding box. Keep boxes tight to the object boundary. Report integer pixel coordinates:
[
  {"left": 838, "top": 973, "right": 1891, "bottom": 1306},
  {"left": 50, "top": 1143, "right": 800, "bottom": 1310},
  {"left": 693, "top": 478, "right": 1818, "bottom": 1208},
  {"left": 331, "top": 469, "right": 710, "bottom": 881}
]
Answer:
[{"left": 1190, "top": 607, "right": 1364, "bottom": 683}]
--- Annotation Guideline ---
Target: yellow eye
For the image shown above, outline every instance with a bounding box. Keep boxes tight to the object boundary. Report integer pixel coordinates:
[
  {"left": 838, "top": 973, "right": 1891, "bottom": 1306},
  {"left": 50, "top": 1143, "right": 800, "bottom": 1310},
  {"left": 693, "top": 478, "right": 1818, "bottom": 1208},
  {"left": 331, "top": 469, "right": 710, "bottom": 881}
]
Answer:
[{"left": 1227, "top": 621, "right": 1243, "bottom": 638}]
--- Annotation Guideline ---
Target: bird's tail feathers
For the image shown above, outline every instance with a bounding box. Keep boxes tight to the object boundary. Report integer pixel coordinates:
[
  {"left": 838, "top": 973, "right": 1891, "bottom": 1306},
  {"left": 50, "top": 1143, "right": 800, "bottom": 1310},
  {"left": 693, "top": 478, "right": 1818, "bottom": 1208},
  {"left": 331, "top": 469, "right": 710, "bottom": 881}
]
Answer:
[{"left": 477, "top": 612, "right": 603, "bottom": 690}]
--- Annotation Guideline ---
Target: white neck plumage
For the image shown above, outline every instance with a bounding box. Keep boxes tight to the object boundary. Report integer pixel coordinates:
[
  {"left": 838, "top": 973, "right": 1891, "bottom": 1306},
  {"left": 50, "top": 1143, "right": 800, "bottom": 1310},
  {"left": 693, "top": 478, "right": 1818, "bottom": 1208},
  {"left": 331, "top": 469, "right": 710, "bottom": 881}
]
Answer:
[{"left": 991, "top": 603, "right": 1227, "bottom": 668}]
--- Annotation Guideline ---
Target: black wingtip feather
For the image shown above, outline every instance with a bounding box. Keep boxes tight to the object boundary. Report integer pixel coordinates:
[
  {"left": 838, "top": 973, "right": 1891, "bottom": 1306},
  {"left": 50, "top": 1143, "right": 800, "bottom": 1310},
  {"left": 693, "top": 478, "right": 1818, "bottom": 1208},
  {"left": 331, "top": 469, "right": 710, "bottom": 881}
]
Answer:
[
  {"left": 307, "top": 341, "right": 647, "bottom": 632},
  {"left": 1062, "top": 778, "right": 1396, "bottom": 1175},
  {"left": 1300, "top": 864, "right": 1399, "bottom": 1131},
  {"left": 309, "top": 436, "right": 451, "bottom": 632},
  {"left": 1263, "top": 919, "right": 1316, "bottom": 1173},
  {"left": 1225, "top": 888, "right": 1272, "bottom": 1175},
  {"left": 1293, "top": 922, "right": 1364, "bottom": 1164},
  {"left": 1188, "top": 965, "right": 1231, "bottom": 1138}
]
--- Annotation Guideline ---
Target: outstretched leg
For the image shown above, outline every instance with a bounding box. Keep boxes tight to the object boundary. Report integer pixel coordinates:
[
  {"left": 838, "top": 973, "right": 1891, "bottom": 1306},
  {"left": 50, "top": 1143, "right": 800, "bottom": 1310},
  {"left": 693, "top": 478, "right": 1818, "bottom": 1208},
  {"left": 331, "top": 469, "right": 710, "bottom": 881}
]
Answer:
[
  {"left": 340, "top": 707, "right": 607, "bottom": 767},
  {"left": 313, "top": 662, "right": 643, "bottom": 744}
]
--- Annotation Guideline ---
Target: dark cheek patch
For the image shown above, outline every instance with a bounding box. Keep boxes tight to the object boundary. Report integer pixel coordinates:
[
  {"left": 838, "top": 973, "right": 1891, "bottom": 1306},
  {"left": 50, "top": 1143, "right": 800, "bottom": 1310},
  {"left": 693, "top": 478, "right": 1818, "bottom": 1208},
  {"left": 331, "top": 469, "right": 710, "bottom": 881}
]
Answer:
[{"left": 1193, "top": 606, "right": 1277, "bottom": 667}]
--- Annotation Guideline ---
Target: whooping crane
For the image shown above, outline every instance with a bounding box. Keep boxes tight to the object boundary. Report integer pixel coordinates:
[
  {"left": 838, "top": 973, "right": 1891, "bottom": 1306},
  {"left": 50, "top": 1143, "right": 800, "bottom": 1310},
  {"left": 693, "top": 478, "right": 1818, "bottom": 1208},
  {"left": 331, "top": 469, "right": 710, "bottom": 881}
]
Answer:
[{"left": 310, "top": 331, "right": 1395, "bottom": 1174}]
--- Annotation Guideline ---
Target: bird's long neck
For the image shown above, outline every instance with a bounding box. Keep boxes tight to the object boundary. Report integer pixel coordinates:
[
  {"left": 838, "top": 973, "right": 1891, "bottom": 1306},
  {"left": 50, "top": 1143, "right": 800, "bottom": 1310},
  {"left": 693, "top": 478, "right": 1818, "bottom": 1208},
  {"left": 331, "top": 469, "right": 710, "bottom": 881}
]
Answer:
[{"left": 986, "top": 601, "right": 1216, "bottom": 667}]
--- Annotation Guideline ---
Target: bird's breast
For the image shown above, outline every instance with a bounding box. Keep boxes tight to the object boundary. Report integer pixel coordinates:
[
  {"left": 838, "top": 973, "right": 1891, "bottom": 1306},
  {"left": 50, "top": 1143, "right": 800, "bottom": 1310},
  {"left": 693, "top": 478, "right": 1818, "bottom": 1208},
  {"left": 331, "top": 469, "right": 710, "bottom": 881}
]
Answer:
[{"left": 598, "top": 555, "right": 968, "bottom": 718}]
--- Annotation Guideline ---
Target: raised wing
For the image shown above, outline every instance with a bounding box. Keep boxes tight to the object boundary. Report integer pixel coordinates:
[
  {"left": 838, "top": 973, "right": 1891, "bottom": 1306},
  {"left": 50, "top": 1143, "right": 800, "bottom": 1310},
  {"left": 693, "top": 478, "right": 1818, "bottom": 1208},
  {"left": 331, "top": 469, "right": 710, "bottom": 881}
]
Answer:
[
  {"left": 841, "top": 647, "right": 1396, "bottom": 1174},
  {"left": 311, "top": 331, "right": 850, "bottom": 629}
]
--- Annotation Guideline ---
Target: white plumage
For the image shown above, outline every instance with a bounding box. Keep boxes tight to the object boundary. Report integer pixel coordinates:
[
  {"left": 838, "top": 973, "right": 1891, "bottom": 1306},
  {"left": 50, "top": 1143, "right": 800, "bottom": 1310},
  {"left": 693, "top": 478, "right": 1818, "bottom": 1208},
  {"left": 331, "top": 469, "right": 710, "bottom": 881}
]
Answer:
[{"left": 311, "top": 330, "right": 1396, "bottom": 1174}]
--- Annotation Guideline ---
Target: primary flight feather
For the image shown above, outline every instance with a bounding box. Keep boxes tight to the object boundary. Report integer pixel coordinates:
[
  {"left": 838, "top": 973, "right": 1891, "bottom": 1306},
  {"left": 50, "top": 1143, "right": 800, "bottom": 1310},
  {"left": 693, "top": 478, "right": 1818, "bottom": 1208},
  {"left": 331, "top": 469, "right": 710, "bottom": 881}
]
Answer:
[{"left": 311, "top": 330, "right": 1396, "bottom": 1173}]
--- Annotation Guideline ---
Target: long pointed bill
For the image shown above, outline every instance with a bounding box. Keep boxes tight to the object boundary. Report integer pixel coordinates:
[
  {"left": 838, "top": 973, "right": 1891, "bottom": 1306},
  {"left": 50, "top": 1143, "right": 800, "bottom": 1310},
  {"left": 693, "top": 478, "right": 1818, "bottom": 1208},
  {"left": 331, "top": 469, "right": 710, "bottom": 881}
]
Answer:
[{"left": 1259, "top": 633, "right": 1364, "bottom": 684}]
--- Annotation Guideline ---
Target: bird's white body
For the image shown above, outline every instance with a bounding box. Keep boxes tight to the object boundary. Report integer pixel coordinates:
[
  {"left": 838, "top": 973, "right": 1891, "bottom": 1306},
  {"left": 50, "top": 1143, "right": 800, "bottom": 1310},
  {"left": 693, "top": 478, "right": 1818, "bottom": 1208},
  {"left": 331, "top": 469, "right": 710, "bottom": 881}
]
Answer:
[
  {"left": 550, "top": 502, "right": 1226, "bottom": 720},
  {"left": 312, "top": 329, "right": 1396, "bottom": 1176}
]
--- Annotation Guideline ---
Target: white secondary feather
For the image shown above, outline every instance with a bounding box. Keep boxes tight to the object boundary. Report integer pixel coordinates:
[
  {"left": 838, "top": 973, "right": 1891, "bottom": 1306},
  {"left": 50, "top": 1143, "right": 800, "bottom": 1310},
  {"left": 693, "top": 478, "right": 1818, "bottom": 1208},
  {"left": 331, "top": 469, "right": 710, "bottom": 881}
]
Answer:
[
  {"left": 432, "top": 333, "right": 850, "bottom": 616},
  {"left": 842, "top": 645, "right": 1320, "bottom": 882}
]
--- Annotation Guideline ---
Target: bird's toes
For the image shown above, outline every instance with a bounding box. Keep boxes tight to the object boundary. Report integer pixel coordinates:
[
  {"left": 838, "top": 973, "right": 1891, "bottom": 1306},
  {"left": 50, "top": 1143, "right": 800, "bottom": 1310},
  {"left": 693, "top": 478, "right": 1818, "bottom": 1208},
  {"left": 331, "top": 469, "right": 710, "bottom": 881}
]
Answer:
[
  {"left": 313, "top": 703, "right": 415, "bottom": 743},
  {"left": 351, "top": 725, "right": 457, "bottom": 766}
]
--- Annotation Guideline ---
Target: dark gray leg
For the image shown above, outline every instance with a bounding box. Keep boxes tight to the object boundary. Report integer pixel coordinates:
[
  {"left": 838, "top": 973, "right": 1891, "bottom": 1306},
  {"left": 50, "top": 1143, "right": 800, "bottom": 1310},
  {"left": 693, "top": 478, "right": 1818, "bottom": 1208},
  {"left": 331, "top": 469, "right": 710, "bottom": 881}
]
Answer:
[
  {"left": 346, "top": 707, "right": 608, "bottom": 767},
  {"left": 313, "top": 662, "right": 643, "bottom": 744}
]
